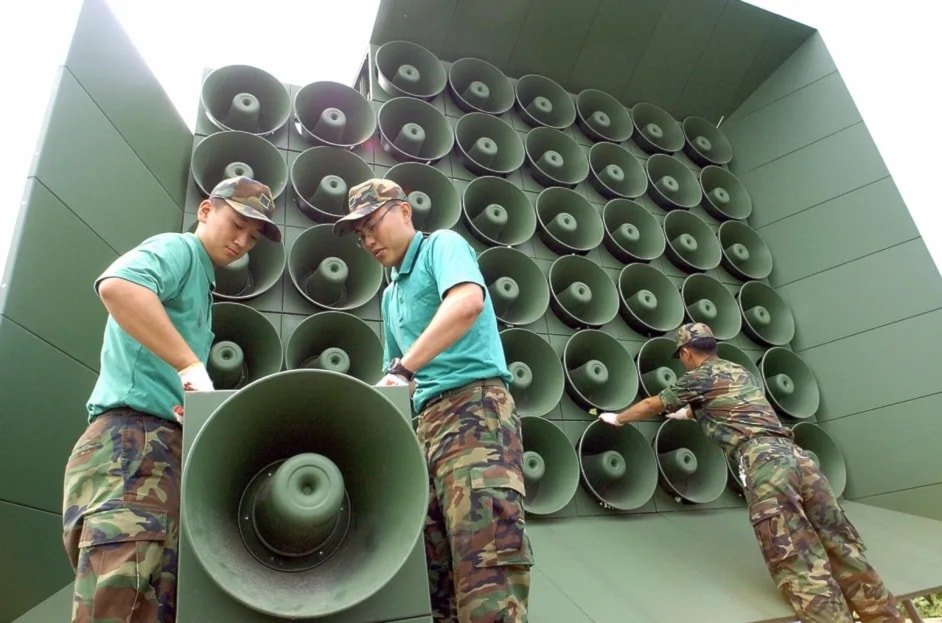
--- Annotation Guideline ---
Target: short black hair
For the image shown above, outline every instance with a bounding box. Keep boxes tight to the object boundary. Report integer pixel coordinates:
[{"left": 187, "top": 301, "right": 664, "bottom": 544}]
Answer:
[{"left": 682, "top": 337, "right": 717, "bottom": 356}]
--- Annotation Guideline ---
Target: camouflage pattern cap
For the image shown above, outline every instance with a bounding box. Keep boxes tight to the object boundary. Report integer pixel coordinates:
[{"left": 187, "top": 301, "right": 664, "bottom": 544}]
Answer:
[
  {"left": 673, "top": 322, "right": 715, "bottom": 357},
  {"left": 332, "top": 178, "right": 408, "bottom": 236},
  {"left": 210, "top": 176, "right": 281, "bottom": 242}
]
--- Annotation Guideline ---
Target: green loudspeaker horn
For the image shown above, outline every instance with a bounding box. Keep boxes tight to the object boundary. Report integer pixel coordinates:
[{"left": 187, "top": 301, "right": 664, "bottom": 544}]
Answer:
[
  {"left": 289, "top": 146, "right": 373, "bottom": 223},
  {"left": 200, "top": 65, "right": 291, "bottom": 136},
  {"left": 208, "top": 302, "right": 283, "bottom": 389},
  {"left": 549, "top": 255, "right": 619, "bottom": 328},
  {"left": 478, "top": 247, "right": 550, "bottom": 327},
  {"left": 681, "top": 273, "right": 742, "bottom": 340},
  {"left": 386, "top": 162, "right": 461, "bottom": 232},
  {"left": 576, "top": 89, "right": 634, "bottom": 143},
  {"left": 700, "top": 165, "right": 753, "bottom": 221},
  {"left": 181, "top": 369, "right": 427, "bottom": 618},
  {"left": 579, "top": 419, "right": 658, "bottom": 511},
  {"left": 738, "top": 281, "right": 796, "bottom": 346},
  {"left": 588, "top": 143, "right": 648, "bottom": 199},
  {"left": 514, "top": 74, "right": 577, "bottom": 129},
  {"left": 377, "top": 97, "right": 455, "bottom": 164},
  {"left": 293, "top": 81, "right": 377, "bottom": 149},
  {"left": 500, "top": 328, "right": 565, "bottom": 418},
  {"left": 284, "top": 312, "right": 383, "bottom": 383},
  {"left": 207, "top": 235, "right": 285, "bottom": 301},
  {"left": 718, "top": 220, "right": 773, "bottom": 281},
  {"left": 631, "top": 102, "right": 684, "bottom": 154},
  {"left": 454, "top": 112, "right": 526, "bottom": 176},
  {"left": 524, "top": 127, "right": 590, "bottom": 188},
  {"left": 447, "top": 57, "right": 514, "bottom": 115},
  {"left": 536, "top": 187, "right": 604, "bottom": 254},
  {"left": 682, "top": 116, "right": 733, "bottom": 166},
  {"left": 646, "top": 153, "right": 702, "bottom": 211},
  {"left": 602, "top": 199, "right": 665, "bottom": 263},
  {"left": 636, "top": 336, "right": 686, "bottom": 397},
  {"left": 654, "top": 419, "right": 728, "bottom": 504},
  {"left": 716, "top": 342, "right": 763, "bottom": 385},
  {"left": 287, "top": 224, "right": 383, "bottom": 311},
  {"left": 791, "top": 422, "right": 847, "bottom": 497},
  {"left": 520, "top": 416, "right": 580, "bottom": 516},
  {"left": 375, "top": 40, "right": 447, "bottom": 100},
  {"left": 191, "top": 130, "right": 288, "bottom": 200},
  {"left": 462, "top": 176, "right": 536, "bottom": 247},
  {"left": 563, "top": 329, "right": 638, "bottom": 412},
  {"left": 760, "top": 347, "right": 821, "bottom": 420},
  {"left": 663, "top": 210, "right": 722, "bottom": 272},
  {"left": 618, "top": 263, "right": 685, "bottom": 335}
]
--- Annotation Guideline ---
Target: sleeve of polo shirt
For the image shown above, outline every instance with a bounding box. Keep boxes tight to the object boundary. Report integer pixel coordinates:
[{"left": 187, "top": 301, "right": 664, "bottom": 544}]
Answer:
[
  {"left": 425, "top": 230, "right": 485, "bottom": 298},
  {"left": 95, "top": 235, "right": 191, "bottom": 303},
  {"left": 380, "top": 288, "right": 402, "bottom": 367},
  {"left": 658, "top": 365, "right": 713, "bottom": 411}
]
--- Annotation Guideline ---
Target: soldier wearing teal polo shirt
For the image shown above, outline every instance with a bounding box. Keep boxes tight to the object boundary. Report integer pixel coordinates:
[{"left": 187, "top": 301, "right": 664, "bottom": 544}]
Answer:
[
  {"left": 62, "top": 176, "right": 281, "bottom": 622},
  {"left": 334, "top": 178, "right": 533, "bottom": 622}
]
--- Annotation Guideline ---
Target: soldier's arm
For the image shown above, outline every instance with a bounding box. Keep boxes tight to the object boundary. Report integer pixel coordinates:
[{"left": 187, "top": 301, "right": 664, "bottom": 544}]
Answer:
[
  {"left": 610, "top": 395, "right": 666, "bottom": 424},
  {"left": 400, "top": 282, "right": 483, "bottom": 373}
]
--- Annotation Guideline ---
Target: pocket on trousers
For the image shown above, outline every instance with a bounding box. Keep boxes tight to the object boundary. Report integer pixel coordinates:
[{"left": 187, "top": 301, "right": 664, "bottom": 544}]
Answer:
[
  {"left": 749, "top": 498, "right": 797, "bottom": 565},
  {"left": 469, "top": 465, "right": 533, "bottom": 568},
  {"left": 79, "top": 506, "right": 167, "bottom": 548}
]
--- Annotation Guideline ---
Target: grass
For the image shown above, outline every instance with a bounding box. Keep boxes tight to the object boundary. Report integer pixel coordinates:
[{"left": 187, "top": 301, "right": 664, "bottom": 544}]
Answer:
[{"left": 912, "top": 592, "right": 942, "bottom": 617}]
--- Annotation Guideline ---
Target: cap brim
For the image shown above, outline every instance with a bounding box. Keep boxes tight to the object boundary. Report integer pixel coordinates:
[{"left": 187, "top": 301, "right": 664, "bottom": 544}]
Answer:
[
  {"left": 331, "top": 204, "right": 382, "bottom": 236},
  {"left": 224, "top": 200, "right": 282, "bottom": 242}
]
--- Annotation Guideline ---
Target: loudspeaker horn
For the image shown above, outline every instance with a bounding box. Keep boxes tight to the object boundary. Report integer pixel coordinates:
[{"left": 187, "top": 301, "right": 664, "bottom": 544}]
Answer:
[
  {"left": 663, "top": 210, "right": 722, "bottom": 272},
  {"left": 636, "top": 336, "right": 687, "bottom": 397},
  {"left": 287, "top": 224, "right": 383, "bottom": 311},
  {"left": 631, "top": 102, "right": 684, "bottom": 154},
  {"left": 716, "top": 342, "right": 763, "bottom": 386},
  {"left": 654, "top": 419, "right": 728, "bottom": 504},
  {"left": 563, "top": 329, "right": 638, "bottom": 412},
  {"left": 462, "top": 176, "right": 536, "bottom": 247},
  {"left": 210, "top": 236, "right": 286, "bottom": 302},
  {"left": 375, "top": 40, "right": 447, "bottom": 100},
  {"left": 718, "top": 220, "right": 773, "bottom": 281},
  {"left": 293, "top": 81, "right": 377, "bottom": 149},
  {"left": 478, "top": 247, "right": 550, "bottom": 327},
  {"left": 500, "top": 328, "right": 565, "bottom": 418},
  {"left": 576, "top": 89, "right": 633, "bottom": 143},
  {"left": 738, "top": 281, "right": 796, "bottom": 347},
  {"left": 290, "top": 146, "right": 374, "bottom": 223},
  {"left": 377, "top": 97, "right": 455, "bottom": 164},
  {"left": 208, "top": 302, "right": 283, "bottom": 390},
  {"left": 700, "top": 165, "right": 753, "bottom": 221},
  {"left": 589, "top": 142, "right": 648, "bottom": 199},
  {"left": 536, "top": 187, "right": 604, "bottom": 254},
  {"left": 617, "top": 263, "right": 685, "bottom": 335},
  {"left": 284, "top": 312, "right": 384, "bottom": 383},
  {"left": 514, "top": 74, "right": 577, "bottom": 129},
  {"left": 525, "top": 127, "right": 590, "bottom": 188},
  {"left": 386, "top": 162, "right": 461, "bottom": 232},
  {"left": 549, "top": 255, "right": 619, "bottom": 328},
  {"left": 579, "top": 419, "right": 659, "bottom": 511},
  {"left": 602, "top": 199, "right": 665, "bottom": 263},
  {"left": 447, "top": 57, "right": 514, "bottom": 115},
  {"left": 646, "top": 153, "right": 702, "bottom": 211},
  {"left": 760, "top": 347, "right": 820, "bottom": 420},
  {"left": 181, "top": 369, "right": 427, "bottom": 618},
  {"left": 191, "top": 130, "right": 288, "bottom": 199},
  {"left": 200, "top": 65, "right": 291, "bottom": 136},
  {"left": 454, "top": 112, "right": 526, "bottom": 176},
  {"left": 682, "top": 116, "right": 733, "bottom": 166},
  {"left": 681, "top": 273, "right": 742, "bottom": 340},
  {"left": 520, "top": 416, "right": 580, "bottom": 516},
  {"left": 790, "top": 422, "right": 847, "bottom": 497}
]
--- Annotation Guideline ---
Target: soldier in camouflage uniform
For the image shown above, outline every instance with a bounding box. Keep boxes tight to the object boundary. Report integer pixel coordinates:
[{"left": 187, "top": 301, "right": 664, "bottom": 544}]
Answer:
[
  {"left": 334, "top": 179, "right": 533, "bottom": 622},
  {"left": 62, "top": 177, "right": 280, "bottom": 622},
  {"left": 597, "top": 323, "right": 902, "bottom": 623}
]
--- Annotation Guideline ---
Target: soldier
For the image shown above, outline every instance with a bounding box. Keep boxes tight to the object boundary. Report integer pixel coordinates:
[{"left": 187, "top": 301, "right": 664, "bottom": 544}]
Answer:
[
  {"left": 62, "top": 177, "right": 281, "bottom": 622},
  {"left": 597, "top": 322, "right": 902, "bottom": 623},
  {"left": 333, "top": 178, "right": 533, "bottom": 622}
]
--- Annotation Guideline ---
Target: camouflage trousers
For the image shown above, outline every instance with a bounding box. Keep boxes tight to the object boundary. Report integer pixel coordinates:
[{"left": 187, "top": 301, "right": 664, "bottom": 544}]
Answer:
[
  {"left": 738, "top": 437, "right": 902, "bottom": 623},
  {"left": 417, "top": 378, "right": 534, "bottom": 623},
  {"left": 62, "top": 408, "right": 182, "bottom": 623}
]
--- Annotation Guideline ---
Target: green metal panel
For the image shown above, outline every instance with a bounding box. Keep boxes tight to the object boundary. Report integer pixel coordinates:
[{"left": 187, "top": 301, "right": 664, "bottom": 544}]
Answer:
[
  {"left": 858, "top": 485, "right": 942, "bottom": 524},
  {"left": 507, "top": 0, "right": 603, "bottom": 83},
  {"left": 369, "top": 0, "right": 458, "bottom": 55},
  {"left": 436, "top": 0, "right": 531, "bottom": 66},
  {"left": 11, "top": 583, "right": 72, "bottom": 623}
]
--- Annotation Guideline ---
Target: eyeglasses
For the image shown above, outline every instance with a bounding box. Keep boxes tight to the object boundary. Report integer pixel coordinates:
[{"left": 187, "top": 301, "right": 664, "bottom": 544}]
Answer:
[{"left": 354, "top": 204, "right": 396, "bottom": 247}]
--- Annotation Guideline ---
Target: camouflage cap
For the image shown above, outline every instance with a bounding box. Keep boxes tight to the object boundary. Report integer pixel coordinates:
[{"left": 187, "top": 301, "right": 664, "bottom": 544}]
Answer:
[
  {"left": 673, "top": 322, "right": 715, "bottom": 357},
  {"left": 210, "top": 176, "right": 281, "bottom": 242},
  {"left": 332, "top": 178, "right": 408, "bottom": 236}
]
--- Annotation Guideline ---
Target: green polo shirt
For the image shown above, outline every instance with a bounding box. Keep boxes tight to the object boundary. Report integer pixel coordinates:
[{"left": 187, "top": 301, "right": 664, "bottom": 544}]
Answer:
[
  {"left": 382, "top": 231, "right": 511, "bottom": 411},
  {"left": 86, "top": 232, "right": 216, "bottom": 423}
]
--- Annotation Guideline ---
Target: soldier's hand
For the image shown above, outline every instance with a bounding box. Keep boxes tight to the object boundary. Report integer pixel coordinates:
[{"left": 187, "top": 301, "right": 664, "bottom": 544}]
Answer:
[
  {"left": 598, "top": 412, "right": 622, "bottom": 426},
  {"left": 665, "top": 406, "right": 691, "bottom": 420},
  {"left": 375, "top": 373, "right": 409, "bottom": 387},
  {"left": 178, "top": 362, "right": 215, "bottom": 392}
]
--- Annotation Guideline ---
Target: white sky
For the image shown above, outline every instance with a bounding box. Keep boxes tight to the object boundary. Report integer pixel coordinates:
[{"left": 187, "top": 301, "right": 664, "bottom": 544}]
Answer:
[{"left": 2, "top": 1, "right": 940, "bottom": 280}]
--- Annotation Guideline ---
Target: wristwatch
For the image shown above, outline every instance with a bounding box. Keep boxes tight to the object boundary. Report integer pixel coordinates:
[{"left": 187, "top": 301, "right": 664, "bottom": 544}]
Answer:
[{"left": 387, "top": 358, "right": 415, "bottom": 382}]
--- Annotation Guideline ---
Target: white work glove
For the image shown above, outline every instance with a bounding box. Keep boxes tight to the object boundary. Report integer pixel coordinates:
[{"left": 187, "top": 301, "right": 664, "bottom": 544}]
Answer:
[
  {"left": 178, "top": 362, "right": 215, "bottom": 392},
  {"left": 375, "top": 373, "right": 409, "bottom": 387},
  {"left": 665, "top": 406, "right": 691, "bottom": 420},
  {"left": 598, "top": 412, "right": 622, "bottom": 426}
]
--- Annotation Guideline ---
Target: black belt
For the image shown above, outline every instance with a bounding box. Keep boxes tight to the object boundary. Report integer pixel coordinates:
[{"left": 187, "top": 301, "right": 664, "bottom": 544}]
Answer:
[{"left": 422, "top": 377, "right": 506, "bottom": 411}]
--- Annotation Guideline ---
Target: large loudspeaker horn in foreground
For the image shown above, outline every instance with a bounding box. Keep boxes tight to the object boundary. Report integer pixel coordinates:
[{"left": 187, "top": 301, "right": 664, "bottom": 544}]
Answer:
[
  {"left": 525, "top": 127, "right": 590, "bottom": 188},
  {"left": 716, "top": 342, "right": 763, "bottom": 386},
  {"left": 454, "top": 112, "right": 526, "bottom": 176},
  {"left": 447, "top": 57, "right": 515, "bottom": 114},
  {"left": 563, "top": 329, "right": 638, "bottom": 412},
  {"left": 210, "top": 235, "right": 286, "bottom": 301},
  {"left": 478, "top": 247, "right": 550, "bottom": 327},
  {"left": 208, "top": 303, "right": 283, "bottom": 390},
  {"left": 681, "top": 273, "right": 742, "bottom": 340},
  {"left": 589, "top": 143, "right": 648, "bottom": 199},
  {"left": 576, "top": 89, "right": 633, "bottom": 143},
  {"left": 520, "top": 416, "right": 580, "bottom": 516},
  {"left": 536, "top": 187, "right": 604, "bottom": 254},
  {"left": 293, "top": 81, "right": 377, "bottom": 149},
  {"left": 290, "top": 146, "right": 373, "bottom": 223},
  {"left": 682, "top": 116, "right": 733, "bottom": 166},
  {"left": 631, "top": 102, "right": 684, "bottom": 154},
  {"left": 760, "top": 347, "right": 821, "bottom": 420},
  {"left": 617, "top": 263, "right": 685, "bottom": 335},
  {"left": 602, "top": 199, "right": 665, "bottom": 263},
  {"left": 636, "top": 337, "right": 687, "bottom": 397},
  {"left": 378, "top": 97, "right": 455, "bottom": 164},
  {"left": 791, "top": 422, "right": 847, "bottom": 497},
  {"left": 284, "top": 312, "right": 384, "bottom": 383},
  {"left": 579, "top": 420, "right": 658, "bottom": 511},
  {"left": 288, "top": 224, "right": 383, "bottom": 311},
  {"left": 386, "top": 162, "right": 461, "bottom": 232},
  {"left": 646, "top": 153, "right": 702, "bottom": 211},
  {"left": 700, "top": 165, "right": 753, "bottom": 221},
  {"left": 200, "top": 65, "right": 291, "bottom": 136},
  {"left": 718, "top": 220, "right": 773, "bottom": 281},
  {"left": 549, "top": 255, "right": 619, "bottom": 328},
  {"left": 515, "top": 74, "right": 577, "bottom": 129},
  {"left": 738, "top": 281, "right": 796, "bottom": 346},
  {"left": 462, "top": 176, "right": 536, "bottom": 247},
  {"left": 654, "top": 419, "right": 728, "bottom": 504},
  {"left": 191, "top": 130, "right": 288, "bottom": 200},
  {"left": 181, "top": 370, "right": 427, "bottom": 618},
  {"left": 500, "top": 328, "right": 565, "bottom": 418},
  {"left": 375, "top": 40, "right": 447, "bottom": 100},
  {"left": 663, "top": 210, "right": 722, "bottom": 272}
]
